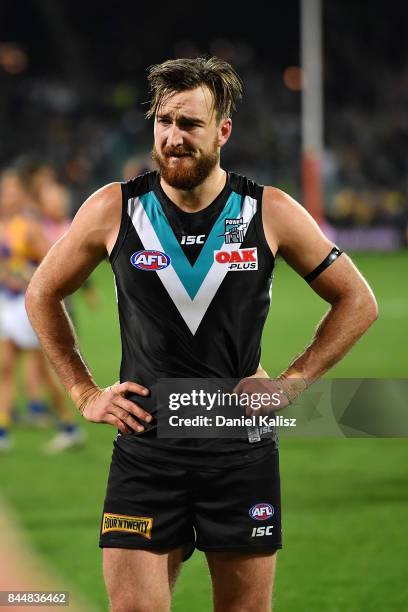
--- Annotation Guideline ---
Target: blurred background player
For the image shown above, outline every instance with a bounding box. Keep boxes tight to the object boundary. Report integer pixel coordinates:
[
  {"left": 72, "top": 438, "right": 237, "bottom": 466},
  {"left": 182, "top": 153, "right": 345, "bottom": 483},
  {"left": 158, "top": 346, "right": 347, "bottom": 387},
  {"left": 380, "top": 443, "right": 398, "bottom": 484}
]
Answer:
[
  {"left": 24, "top": 160, "right": 101, "bottom": 316},
  {"left": 0, "top": 168, "right": 47, "bottom": 449},
  {"left": 0, "top": 167, "right": 86, "bottom": 452},
  {"left": 17, "top": 160, "right": 71, "bottom": 427}
]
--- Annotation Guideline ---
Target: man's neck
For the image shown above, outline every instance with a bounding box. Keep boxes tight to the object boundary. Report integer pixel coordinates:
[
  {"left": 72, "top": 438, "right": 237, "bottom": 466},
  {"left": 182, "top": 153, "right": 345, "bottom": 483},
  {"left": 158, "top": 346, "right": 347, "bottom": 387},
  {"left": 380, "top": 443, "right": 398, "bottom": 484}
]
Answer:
[{"left": 160, "top": 167, "right": 227, "bottom": 213}]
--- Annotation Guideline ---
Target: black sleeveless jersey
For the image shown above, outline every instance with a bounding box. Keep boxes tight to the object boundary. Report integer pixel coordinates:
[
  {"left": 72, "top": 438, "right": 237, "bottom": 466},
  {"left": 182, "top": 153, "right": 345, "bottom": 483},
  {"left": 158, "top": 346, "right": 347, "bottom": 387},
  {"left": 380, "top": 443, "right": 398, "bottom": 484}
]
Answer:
[{"left": 109, "top": 171, "right": 276, "bottom": 468}]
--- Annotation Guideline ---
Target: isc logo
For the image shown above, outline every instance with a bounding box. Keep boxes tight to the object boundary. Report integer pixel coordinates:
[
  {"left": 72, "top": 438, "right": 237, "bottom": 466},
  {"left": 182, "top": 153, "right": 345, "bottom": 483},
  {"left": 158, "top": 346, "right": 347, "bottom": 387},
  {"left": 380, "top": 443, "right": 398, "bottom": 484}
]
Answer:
[
  {"left": 181, "top": 235, "right": 205, "bottom": 245},
  {"left": 251, "top": 525, "right": 274, "bottom": 537},
  {"left": 214, "top": 248, "right": 258, "bottom": 271},
  {"left": 130, "top": 250, "right": 171, "bottom": 271},
  {"left": 249, "top": 503, "right": 274, "bottom": 521}
]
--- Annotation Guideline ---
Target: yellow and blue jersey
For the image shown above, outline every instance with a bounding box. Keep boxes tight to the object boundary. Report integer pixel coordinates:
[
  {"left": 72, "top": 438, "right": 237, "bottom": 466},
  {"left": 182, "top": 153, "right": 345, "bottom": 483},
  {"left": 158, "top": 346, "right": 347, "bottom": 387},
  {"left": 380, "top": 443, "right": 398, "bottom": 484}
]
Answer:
[{"left": 0, "top": 215, "right": 40, "bottom": 295}]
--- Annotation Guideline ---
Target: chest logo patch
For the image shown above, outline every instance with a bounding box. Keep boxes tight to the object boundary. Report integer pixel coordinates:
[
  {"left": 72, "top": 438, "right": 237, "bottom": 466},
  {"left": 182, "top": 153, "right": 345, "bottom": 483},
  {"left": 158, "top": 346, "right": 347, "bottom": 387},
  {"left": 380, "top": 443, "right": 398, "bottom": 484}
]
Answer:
[
  {"left": 130, "top": 250, "right": 171, "bottom": 271},
  {"left": 214, "top": 247, "right": 258, "bottom": 271},
  {"left": 220, "top": 217, "right": 247, "bottom": 244}
]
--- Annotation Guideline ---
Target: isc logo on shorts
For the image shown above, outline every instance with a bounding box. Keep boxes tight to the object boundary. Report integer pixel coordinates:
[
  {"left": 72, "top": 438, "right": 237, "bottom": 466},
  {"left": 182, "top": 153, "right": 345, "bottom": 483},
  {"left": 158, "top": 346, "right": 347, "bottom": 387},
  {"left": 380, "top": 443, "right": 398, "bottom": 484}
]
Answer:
[
  {"left": 213, "top": 247, "right": 258, "bottom": 271},
  {"left": 130, "top": 250, "right": 171, "bottom": 271},
  {"left": 251, "top": 525, "right": 274, "bottom": 537},
  {"left": 249, "top": 503, "right": 274, "bottom": 521},
  {"left": 101, "top": 513, "right": 153, "bottom": 539}
]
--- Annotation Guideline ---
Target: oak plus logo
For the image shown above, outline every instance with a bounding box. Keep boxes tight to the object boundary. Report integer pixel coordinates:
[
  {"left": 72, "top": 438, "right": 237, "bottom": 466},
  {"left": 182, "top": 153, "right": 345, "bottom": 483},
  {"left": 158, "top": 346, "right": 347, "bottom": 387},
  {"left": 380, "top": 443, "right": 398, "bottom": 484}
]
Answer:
[
  {"left": 214, "top": 247, "right": 258, "bottom": 271},
  {"left": 221, "top": 217, "right": 247, "bottom": 244}
]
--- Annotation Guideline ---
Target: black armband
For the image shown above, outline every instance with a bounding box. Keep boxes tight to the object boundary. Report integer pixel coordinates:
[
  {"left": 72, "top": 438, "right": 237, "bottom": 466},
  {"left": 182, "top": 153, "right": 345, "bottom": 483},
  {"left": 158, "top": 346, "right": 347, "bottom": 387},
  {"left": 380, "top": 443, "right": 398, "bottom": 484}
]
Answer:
[{"left": 303, "top": 246, "right": 343, "bottom": 284}]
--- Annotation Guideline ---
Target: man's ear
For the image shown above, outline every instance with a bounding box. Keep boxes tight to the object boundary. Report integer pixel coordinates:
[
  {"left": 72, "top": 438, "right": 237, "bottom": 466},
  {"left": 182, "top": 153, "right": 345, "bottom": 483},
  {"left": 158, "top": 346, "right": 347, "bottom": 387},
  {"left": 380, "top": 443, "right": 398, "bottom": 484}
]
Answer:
[{"left": 218, "top": 118, "right": 232, "bottom": 146}]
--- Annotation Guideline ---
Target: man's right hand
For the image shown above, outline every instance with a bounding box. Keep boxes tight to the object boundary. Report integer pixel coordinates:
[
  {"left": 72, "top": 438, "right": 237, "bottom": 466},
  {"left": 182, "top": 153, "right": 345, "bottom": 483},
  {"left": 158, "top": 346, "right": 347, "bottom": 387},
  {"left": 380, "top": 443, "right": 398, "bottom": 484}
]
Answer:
[{"left": 73, "top": 381, "right": 152, "bottom": 435}]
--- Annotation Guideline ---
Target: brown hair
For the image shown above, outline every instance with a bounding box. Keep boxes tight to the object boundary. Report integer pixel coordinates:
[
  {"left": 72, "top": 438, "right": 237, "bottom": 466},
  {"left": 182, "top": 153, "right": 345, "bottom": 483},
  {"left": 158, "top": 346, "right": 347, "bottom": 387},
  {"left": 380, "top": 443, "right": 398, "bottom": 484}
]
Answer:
[{"left": 146, "top": 56, "right": 243, "bottom": 121}]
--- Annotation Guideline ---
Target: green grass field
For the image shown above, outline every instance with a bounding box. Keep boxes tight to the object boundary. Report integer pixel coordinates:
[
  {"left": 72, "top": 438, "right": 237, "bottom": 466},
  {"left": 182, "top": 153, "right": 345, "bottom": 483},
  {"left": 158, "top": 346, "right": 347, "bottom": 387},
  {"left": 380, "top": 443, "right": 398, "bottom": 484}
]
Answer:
[{"left": 1, "top": 251, "right": 407, "bottom": 611}]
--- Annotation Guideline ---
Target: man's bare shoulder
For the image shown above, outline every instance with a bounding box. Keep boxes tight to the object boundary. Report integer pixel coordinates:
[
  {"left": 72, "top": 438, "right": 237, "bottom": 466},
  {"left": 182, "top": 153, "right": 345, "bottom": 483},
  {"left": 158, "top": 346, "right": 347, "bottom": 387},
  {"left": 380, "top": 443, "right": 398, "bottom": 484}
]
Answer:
[
  {"left": 262, "top": 185, "right": 325, "bottom": 232},
  {"left": 260, "top": 186, "right": 313, "bottom": 254},
  {"left": 262, "top": 186, "right": 305, "bottom": 219},
  {"left": 260, "top": 185, "right": 333, "bottom": 269},
  {"left": 71, "top": 182, "right": 122, "bottom": 253},
  {"left": 77, "top": 182, "right": 122, "bottom": 219}
]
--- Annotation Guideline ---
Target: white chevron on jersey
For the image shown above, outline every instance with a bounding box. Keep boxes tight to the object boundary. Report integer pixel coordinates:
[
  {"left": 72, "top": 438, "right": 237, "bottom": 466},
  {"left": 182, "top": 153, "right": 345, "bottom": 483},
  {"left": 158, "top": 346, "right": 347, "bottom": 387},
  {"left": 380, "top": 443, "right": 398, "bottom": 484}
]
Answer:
[{"left": 128, "top": 194, "right": 257, "bottom": 335}]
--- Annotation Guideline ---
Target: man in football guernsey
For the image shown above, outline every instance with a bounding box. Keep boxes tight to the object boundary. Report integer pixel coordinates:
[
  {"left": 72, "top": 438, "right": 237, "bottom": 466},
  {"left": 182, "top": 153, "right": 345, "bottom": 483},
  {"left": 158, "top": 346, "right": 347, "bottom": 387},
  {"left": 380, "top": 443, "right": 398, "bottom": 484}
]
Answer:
[{"left": 26, "top": 57, "right": 378, "bottom": 611}]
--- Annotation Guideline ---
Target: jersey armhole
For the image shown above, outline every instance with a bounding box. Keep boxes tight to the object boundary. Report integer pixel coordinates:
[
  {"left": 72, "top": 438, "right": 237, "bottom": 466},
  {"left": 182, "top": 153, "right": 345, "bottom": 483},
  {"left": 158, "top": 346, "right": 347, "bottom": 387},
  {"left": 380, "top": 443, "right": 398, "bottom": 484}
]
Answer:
[
  {"left": 109, "top": 183, "right": 131, "bottom": 266},
  {"left": 254, "top": 186, "right": 275, "bottom": 265}
]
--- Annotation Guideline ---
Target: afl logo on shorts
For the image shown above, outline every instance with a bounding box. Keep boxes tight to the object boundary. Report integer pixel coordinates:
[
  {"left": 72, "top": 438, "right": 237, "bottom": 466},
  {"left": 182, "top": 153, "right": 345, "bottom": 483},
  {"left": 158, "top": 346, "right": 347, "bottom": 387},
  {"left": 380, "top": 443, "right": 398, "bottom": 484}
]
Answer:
[
  {"left": 249, "top": 503, "right": 274, "bottom": 521},
  {"left": 130, "top": 250, "right": 171, "bottom": 271}
]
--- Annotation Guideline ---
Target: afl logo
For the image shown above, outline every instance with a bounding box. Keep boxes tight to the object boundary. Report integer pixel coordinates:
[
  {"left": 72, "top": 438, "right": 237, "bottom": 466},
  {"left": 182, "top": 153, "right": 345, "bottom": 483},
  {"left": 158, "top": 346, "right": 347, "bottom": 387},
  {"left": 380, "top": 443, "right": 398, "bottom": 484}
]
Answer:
[
  {"left": 130, "top": 250, "right": 171, "bottom": 271},
  {"left": 249, "top": 503, "right": 274, "bottom": 521}
]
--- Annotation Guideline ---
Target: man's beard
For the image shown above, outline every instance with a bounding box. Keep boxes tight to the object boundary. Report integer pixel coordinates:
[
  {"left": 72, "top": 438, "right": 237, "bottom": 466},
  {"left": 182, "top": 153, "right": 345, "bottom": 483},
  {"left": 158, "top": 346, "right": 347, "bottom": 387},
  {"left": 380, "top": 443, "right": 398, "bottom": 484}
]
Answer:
[{"left": 152, "top": 141, "right": 219, "bottom": 190}]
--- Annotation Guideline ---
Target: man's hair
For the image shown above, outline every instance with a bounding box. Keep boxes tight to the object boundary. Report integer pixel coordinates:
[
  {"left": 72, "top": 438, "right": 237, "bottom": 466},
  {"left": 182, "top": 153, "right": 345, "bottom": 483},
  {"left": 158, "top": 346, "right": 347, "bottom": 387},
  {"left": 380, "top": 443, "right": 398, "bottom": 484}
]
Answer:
[{"left": 146, "top": 56, "right": 243, "bottom": 121}]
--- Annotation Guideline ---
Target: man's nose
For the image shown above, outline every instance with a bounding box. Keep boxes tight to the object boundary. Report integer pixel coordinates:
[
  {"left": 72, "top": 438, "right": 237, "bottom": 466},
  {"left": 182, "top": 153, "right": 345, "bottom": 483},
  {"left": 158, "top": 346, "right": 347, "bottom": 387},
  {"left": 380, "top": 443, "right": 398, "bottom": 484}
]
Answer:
[{"left": 166, "top": 123, "right": 183, "bottom": 147}]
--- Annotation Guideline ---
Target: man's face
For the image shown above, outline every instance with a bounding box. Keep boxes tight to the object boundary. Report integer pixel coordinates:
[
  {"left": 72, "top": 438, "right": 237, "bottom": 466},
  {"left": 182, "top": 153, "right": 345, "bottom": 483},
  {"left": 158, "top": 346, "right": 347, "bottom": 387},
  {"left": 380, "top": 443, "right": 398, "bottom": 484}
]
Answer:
[{"left": 152, "top": 86, "right": 231, "bottom": 190}]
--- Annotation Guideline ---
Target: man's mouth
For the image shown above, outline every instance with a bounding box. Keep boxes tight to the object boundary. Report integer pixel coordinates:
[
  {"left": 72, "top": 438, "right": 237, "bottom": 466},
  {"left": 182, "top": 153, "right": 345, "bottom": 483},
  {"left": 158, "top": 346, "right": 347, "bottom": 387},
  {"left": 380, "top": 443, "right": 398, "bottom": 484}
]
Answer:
[{"left": 165, "top": 151, "right": 193, "bottom": 158}]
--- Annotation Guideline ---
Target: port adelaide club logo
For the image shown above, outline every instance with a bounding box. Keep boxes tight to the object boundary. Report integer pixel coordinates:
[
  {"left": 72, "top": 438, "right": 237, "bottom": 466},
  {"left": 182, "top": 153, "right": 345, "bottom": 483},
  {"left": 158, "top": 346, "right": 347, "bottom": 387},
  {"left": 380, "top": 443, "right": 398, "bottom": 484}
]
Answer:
[
  {"left": 221, "top": 217, "right": 247, "bottom": 244},
  {"left": 130, "top": 250, "right": 171, "bottom": 271}
]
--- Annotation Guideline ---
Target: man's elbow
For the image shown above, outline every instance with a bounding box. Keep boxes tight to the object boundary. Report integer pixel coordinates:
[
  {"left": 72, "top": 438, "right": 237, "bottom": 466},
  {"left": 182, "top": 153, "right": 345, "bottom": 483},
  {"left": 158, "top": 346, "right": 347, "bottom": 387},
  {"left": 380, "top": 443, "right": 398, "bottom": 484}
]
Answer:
[
  {"left": 25, "top": 277, "right": 42, "bottom": 317},
  {"left": 368, "top": 294, "right": 379, "bottom": 324},
  {"left": 25, "top": 275, "right": 55, "bottom": 315},
  {"left": 354, "top": 288, "right": 379, "bottom": 329}
]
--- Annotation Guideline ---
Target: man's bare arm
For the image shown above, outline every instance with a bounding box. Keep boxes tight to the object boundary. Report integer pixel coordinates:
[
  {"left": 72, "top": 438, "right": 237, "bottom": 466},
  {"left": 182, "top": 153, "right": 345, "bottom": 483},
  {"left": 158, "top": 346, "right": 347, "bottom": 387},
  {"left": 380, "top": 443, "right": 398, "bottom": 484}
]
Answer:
[
  {"left": 25, "top": 183, "right": 152, "bottom": 433},
  {"left": 263, "top": 187, "right": 378, "bottom": 385}
]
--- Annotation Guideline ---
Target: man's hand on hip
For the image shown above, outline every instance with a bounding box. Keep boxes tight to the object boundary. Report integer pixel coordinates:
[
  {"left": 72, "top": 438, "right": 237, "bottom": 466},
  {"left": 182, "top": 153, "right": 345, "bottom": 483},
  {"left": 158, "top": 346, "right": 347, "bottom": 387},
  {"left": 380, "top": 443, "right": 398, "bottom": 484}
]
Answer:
[
  {"left": 234, "top": 377, "right": 291, "bottom": 416},
  {"left": 234, "top": 371, "right": 307, "bottom": 416},
  {"left": 72, "top": 381, "right": 151, "bottom": 434}
]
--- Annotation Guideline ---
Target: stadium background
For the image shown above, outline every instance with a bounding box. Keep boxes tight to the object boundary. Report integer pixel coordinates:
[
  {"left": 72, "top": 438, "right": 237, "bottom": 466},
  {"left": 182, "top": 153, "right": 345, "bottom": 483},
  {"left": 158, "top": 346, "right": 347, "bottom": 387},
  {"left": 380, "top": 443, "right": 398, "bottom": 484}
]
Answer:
[{"left": 0, "top": 0, "right": 407, "bottom": 610}]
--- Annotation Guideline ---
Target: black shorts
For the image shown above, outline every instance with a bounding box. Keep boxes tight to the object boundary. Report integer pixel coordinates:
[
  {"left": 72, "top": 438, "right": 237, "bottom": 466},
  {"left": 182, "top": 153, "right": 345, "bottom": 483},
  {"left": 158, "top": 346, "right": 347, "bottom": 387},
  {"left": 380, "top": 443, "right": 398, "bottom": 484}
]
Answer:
[{"left": 99, "top": 440, "right": 282, "bottom": 560}]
